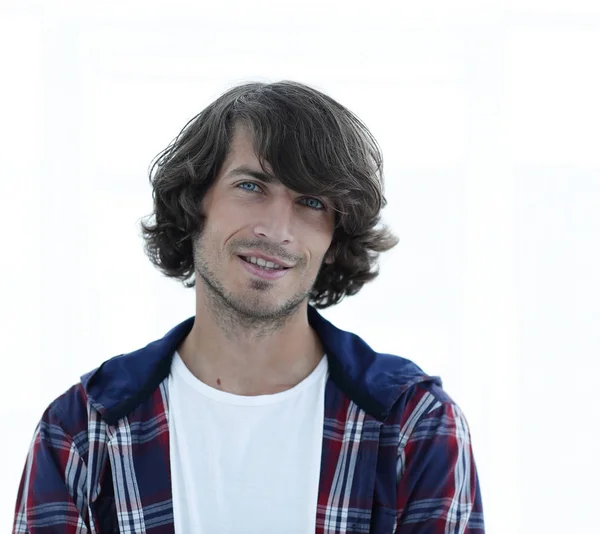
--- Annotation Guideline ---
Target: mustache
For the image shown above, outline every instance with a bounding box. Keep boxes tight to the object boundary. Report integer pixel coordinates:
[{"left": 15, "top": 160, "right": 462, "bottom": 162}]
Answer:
[{"left": 230, "top": 239, "right": 303, "bottom": 264}]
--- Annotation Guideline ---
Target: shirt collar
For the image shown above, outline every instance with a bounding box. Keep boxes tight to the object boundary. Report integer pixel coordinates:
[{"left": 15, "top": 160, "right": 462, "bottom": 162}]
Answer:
[{"left": 81, "top": 306, "right": 440, "bottom": 424}]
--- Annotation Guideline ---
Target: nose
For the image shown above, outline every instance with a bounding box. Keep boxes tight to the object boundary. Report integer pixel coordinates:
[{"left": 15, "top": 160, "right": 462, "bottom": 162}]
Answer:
[{"left": 253, "top": 196, "right": 295, "bottom": 244}]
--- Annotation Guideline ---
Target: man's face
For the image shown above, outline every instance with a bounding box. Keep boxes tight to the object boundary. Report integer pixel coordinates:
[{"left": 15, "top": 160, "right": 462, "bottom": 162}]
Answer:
[{"left": 192, "top": 125, "right": 336, "bottom": 320}]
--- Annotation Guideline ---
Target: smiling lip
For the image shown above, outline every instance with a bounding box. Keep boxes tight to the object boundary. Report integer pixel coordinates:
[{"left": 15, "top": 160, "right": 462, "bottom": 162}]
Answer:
[
  {"left": 237, "top": 252, "right": 293, "bottom": 269},
  {"left": 237, "top": 256, "right": 290, "bottom": 280}
]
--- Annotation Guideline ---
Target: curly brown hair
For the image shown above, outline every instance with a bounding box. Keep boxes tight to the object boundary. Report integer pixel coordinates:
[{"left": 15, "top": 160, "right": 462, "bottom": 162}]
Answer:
[{"left": 139, "top": 80, "right": 398, "bottom": 308}]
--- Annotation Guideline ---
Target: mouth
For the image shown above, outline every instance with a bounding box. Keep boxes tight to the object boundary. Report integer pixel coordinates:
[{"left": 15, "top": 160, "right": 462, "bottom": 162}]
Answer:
[
  {"left": 237, "top": 255, "right": 291, "bottom": 280},
  {"left": 239, "top": 255, "right": 290, "bottom": 271}
]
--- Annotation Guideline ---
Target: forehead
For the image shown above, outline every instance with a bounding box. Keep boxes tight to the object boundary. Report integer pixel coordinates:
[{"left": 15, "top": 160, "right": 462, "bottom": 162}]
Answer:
[
  {"left": 217, "top": 125, "right": 291, "bottom": 194},
  {"left": 216, "top": 124, "right": 335, "bottom": 207},
  {"left": 219, "top": 124, "right": 269, "bottom": 176}
]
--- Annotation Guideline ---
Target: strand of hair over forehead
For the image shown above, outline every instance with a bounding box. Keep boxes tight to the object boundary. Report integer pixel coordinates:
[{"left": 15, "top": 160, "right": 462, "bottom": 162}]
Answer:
[{"left": 229, "top": 81, "right": 387, "bottom": 214}]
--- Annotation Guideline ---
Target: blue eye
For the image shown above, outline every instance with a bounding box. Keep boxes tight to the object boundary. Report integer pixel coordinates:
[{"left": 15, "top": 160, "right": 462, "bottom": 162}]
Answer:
[
  {"left": 301, "top": 198, "right": 325, "bottom": 210},
  {"left": 238, "top": 182, "right": 261, "bottom": 192}
]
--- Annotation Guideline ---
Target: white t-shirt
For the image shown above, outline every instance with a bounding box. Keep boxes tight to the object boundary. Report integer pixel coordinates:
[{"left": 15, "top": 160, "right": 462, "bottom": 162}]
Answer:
[{"left": 167, "top": 351, "right": 329, "bottom": 534}]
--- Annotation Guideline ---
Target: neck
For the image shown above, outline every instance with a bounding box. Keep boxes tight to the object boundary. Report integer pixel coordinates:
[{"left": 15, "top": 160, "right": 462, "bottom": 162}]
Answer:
[{"left": 177, "top": 289, "right": 324, "bottom": 396}]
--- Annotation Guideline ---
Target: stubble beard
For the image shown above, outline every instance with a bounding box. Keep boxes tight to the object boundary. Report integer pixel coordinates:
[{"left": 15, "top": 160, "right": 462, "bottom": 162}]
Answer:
[{"left": 193, "top": 234, "right": 317, "bottom": 335}]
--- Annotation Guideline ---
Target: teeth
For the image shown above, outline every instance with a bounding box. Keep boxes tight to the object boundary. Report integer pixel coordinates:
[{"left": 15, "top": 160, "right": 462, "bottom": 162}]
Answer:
[{"left": 244, "top": 256, "right": 284, "bottom": 270}]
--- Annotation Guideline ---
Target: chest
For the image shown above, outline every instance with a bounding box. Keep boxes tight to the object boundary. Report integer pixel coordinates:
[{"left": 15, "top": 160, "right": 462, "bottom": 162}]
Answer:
[
  {"left": 89, "top": 386, "right": 399, "bottom": 533},
  {"left": 169, "top": 378, "right": 327, "bottom": 533}
]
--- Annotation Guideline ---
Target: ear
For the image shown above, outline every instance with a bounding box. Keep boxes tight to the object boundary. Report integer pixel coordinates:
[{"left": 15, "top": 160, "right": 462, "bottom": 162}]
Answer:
[{"left": 324, "top": 248, "right": 335, "bottom": 265}]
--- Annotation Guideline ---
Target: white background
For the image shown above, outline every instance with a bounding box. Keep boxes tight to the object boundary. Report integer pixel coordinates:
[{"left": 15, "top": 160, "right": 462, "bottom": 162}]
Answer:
[{"left": 1, "top": 1, "right": 599, "bottom": 532}]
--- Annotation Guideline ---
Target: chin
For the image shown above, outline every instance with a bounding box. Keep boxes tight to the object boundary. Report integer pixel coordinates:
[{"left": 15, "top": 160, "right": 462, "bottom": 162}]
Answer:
[{"left": 228, "top": 291, "right": 305, "bottom": 321}]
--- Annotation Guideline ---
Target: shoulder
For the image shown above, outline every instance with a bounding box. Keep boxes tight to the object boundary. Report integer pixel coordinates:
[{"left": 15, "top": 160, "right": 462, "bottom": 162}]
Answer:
[
  {"left": 36, "top": 382, "right": 92, "bottom": 452},
  {"left": 357, "top": 341, "right": 465, "bottom": 428},
  {"left": 383, "top": 376, "right": 474, "bottom": 451},
  {"left": 358, "top": 343, "right": 469, "bottom": 433}
]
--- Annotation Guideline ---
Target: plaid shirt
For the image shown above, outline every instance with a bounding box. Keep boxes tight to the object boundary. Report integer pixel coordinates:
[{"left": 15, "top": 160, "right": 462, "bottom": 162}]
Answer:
[{"left": 13, "top": 306, "right": 485, "bottom": 533}]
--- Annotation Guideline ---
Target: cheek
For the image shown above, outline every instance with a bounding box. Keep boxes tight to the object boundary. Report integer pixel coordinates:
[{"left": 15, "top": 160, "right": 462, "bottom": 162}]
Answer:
[
  {"left": 205, "top": 208, "right": 244, "bottom": 239},
  {"left": 307, "top": 233, "right": 335, "bottom": 268},
  {"left": 221, "top": 200, "right": 257, "bottom": 228}
]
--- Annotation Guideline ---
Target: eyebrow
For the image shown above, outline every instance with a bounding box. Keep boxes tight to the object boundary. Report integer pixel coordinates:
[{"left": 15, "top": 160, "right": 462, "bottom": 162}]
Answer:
[
  {"left": 225, "top": 165, "right": 278, "bottom": 183},
  {"left": 225, "top": 165, "right": 333, "bottom": 206}
]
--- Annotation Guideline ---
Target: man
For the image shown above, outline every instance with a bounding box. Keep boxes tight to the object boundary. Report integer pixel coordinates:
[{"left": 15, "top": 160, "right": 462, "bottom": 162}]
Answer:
[{"left": 13, "top": 81, "right": 485, "bottom": 533}]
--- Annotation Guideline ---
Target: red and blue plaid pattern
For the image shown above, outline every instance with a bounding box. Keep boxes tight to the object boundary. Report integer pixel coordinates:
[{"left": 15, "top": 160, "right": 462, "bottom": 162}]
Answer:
[{"left": 13, "top": 307, "right": 485, "bottom": 533}]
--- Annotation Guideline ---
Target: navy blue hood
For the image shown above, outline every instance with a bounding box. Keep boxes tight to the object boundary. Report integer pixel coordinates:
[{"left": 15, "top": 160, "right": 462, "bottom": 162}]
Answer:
[{"left": 81, "top": 306, "right": 442, "bottom": 424}]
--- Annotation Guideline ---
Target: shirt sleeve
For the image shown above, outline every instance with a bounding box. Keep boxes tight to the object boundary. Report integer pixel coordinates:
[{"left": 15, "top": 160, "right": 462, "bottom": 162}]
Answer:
[
  {"left": 12, "top": 406, "right": 90, "bottom": 534},
  {"left": 395, "top": 396, "right": 485, "bottom": 533}
]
